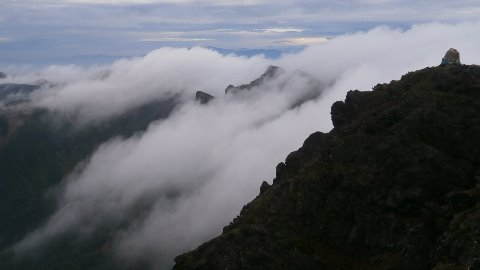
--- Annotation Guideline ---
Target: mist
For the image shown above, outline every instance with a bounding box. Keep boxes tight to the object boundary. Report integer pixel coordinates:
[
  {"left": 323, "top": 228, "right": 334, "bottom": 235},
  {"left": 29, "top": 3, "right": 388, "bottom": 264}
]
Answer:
[{"left": 8, "top": 20, "right": 480, "bottom": 269}]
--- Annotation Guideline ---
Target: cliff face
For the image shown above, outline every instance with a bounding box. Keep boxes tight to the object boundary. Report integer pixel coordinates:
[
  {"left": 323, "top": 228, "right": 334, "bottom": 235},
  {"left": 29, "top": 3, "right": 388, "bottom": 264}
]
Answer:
[{"left": 174, "top": 64, "right": 480, "bottom": 270}]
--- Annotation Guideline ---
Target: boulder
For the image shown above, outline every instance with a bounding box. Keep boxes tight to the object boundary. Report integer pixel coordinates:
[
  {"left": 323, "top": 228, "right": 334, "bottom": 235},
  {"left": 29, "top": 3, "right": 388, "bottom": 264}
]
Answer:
[{"left": 441, "top": 48, "right": 461, "bottom": 65}]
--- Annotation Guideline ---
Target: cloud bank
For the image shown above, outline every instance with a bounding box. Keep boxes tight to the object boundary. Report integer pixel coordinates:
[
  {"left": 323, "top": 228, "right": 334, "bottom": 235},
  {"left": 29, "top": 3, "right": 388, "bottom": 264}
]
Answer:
[{"left": 11, "top": 21, "right": 480, "bottom": 269}]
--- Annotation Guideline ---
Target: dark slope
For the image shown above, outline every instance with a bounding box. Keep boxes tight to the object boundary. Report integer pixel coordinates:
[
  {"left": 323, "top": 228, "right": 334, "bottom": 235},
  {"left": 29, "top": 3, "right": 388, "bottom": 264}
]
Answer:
[
  {"left": 195, "top": 91, "right": 215, "bottom": 104},
  {"left": 225, "top": 65, "right": 284, "bottom": 94},
  {"left": 174, "top": 64, "right": 480, "bottom": 270},
  {"left": 0, "top": 98, "right": 178, "bottom": 270},
  {"left": 0, "top": 83, "right": 41, "bottom": 105}
]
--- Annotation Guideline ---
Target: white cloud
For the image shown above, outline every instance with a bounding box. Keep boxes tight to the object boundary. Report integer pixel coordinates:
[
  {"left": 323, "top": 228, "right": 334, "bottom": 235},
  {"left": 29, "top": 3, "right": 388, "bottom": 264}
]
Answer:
[
  {"left": 19, "top": 0, "right": 272, "bottom": 5},
  {"left": 11, "top": 21, "right": 480, "bottom": 269},
  {"left": 259, "top": 27, "right": 306, "bottom": 33},
  {"left": 140, "top": 37, "right": 215, "bottom": 42},
  {"left": 11, "top": 48, "right": 269, "bottom": 122},
  {"left": 280, "top": 36, "right": 329, "bottom": 45},
  {"left": 0, "top": 37, "right": 11, "bottom": 42}
]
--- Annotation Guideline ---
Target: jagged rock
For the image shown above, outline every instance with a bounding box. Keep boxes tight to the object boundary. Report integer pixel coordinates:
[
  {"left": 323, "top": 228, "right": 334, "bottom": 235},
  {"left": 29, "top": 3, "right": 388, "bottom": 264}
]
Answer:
[
  {"left": 0, "top": 72, "right": 6, "bottom": 79},
  {"left": 225, "top": 65, "right": 284, "bottom": 94},
  {"left": 174, "top": 64, "right": 480, "bottom": 270},
  {"left": 34, "top": 79, "right": 52, "bottom": 87},
  {"left": 441, "top": 48, "right": 461, "bottom": 65},
  {"left": 195, "top": 91, "right": 215, "bottom": 104},
  {"left": 259, "top": 181, "right": 270, "bottom": 194}
]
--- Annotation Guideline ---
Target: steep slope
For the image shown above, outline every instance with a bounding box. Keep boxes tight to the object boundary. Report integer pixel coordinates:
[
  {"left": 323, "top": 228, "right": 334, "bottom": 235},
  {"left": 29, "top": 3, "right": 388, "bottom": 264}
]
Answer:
[
  {"left": 174, "top": 64, "right": 480, "bottom": 270},
  {"left": 0, "top": 97, "right": 178, "bottom": 270},
  {"left": 225, "top": 65, "right": 284, "bottom": 94}
]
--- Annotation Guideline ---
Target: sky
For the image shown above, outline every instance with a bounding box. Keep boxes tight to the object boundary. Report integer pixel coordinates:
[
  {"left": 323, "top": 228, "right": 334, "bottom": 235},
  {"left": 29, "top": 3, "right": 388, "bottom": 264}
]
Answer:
[{"left": 0, "top": 0, "right": 479, "bottom": 65}]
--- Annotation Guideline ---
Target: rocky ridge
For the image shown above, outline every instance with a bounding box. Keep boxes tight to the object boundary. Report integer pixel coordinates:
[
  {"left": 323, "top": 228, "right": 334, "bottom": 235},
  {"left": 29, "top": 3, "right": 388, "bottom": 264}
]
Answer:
[
  {"left": 225, "top": 65, "right": 284, "bottom": 94},
  {"left": 195, "top": 91, "right": 215, "bottom": 104},
  {"left": 174, "top": 64, "right": 480, "bottom": 270}
]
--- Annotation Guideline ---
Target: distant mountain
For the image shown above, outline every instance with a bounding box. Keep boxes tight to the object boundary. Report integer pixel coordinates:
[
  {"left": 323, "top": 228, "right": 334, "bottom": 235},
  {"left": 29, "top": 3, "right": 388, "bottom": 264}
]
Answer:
[
  {"left": 0, "top": 83, "right": 41, "bottom": 106},
  {"left": 195, "top": 91, "right": 215, "bottom": 104},
  {"left": 225, "top": 65, "right": 284, "bottom": 94},
  {"left": 174, "top": 64, "right": 480, "bottom": 270},
  {"left": 0, "top": 95, "right": 179, "bottom": 270}
]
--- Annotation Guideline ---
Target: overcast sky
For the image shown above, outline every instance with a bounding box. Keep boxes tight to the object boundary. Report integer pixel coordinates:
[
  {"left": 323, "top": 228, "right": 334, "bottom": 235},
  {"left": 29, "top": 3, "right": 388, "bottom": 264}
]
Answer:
[{"left": 0, "top": 0, "right": 479, "bottom": 64}]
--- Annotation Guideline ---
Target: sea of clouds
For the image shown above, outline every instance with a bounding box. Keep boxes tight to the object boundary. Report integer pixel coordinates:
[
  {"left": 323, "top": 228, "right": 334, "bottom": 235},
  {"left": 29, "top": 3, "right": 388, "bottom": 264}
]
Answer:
[{"left": 4, "top": 21, "right": 480, "bottom": 269}]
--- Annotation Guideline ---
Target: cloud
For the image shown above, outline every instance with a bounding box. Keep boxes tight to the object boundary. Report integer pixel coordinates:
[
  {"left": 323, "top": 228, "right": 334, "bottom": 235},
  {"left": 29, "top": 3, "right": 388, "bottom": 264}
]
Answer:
[
  {"left": 0, "top": 37, "right": 11, "bottom": 42},
  {"left": 11, "top": 21, "right": 480, "bottom": 269},
  {"left": 259, "top": 28, "right": 306, "bottom": 33},
  {"left": 11, "top": 0, "right": 272, "bottom": 5},
  {"left": 139, "top": 37, "right": 215, "bottom": 42},
  {"left": 279, "top": 36, "right": 329, "bottom": 45},
  {"left": 20, "top": 48, "right": 270, "bottom": 122}
]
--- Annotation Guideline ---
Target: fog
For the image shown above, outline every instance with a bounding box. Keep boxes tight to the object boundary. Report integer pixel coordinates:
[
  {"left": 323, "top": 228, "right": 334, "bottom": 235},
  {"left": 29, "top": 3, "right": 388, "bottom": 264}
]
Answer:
[{"left": 9, "top": 21, "right": 480, "bottom": 269}]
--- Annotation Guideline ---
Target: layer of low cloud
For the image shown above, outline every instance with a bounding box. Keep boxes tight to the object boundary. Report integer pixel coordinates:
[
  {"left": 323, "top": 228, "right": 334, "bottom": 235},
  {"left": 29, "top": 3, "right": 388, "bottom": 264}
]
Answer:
[
  {"left": 11, "top": 48, "right": 270, "bottom": 123},
  {"left": 11, "top": 21, "right": 480, "bottom": 269},
  {"left": 140, "top": 37, "right": 215, "bottom": 42},
  {"left": 259, "top": 28, "right": 306, "bottom": 33},
  {"left": 280, "top": 37, "right": 329, "bottom": 46}
]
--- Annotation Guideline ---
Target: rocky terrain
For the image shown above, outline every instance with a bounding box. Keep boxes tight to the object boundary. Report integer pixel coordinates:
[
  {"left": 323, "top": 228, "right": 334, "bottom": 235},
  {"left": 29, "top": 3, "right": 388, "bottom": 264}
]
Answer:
[
  {"left": 195, "top": 91, "right": 215, "bottom": 104},
  {"left": 174, "top": 64, "right": 480, "bottom": 270},
  {"left": 225, "top": 65, "right": 284, "bottom": 94}
]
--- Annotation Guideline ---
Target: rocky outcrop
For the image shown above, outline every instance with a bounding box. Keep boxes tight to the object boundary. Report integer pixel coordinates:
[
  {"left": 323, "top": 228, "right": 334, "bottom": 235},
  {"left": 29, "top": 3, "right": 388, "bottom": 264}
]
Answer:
[
  {"left": 441, "top": 48, "right": 461, "bottom": 65},
  {"left": 195, "top": 91, "right": 215, "bottom": 104},
  {"left": 225, "top": 65, "right": 284, "bottom": 94},
  {"left": 174, "top": 64, "right": 480, "bottom": 270},
  {"left": 0, "top": 72, "right": 6, "bottom": 79}
]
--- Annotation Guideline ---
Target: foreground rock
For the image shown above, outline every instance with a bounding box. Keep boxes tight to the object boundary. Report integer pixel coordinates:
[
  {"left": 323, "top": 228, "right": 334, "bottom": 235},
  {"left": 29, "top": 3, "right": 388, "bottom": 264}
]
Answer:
[{"left": 174, "top": 64, "right": 480, "bottom": 270}]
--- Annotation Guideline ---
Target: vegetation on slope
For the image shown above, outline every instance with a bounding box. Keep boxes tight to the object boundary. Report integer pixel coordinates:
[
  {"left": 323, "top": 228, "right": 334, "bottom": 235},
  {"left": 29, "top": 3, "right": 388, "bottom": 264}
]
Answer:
[{"left": 174, "top": 64, "right": 480, "bottom": 270}]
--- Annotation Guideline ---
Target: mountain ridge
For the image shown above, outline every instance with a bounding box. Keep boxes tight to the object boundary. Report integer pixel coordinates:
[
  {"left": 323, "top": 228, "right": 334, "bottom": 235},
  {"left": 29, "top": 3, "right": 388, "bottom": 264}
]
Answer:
[{"left": 173, "top": 64, "right": 480, "bottom": 270}]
